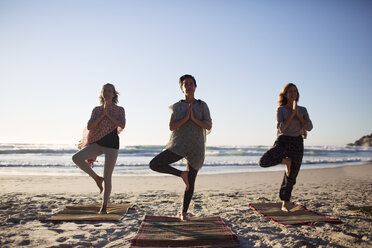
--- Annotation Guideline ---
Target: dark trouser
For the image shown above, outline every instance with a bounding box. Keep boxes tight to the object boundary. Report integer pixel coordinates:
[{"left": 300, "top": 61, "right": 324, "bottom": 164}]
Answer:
[
  {"left": 258, "top": 135, "right": 304, "bottom": 202},
  {"left": 149, "top": 149, "right": 198, "bottom": 213}
]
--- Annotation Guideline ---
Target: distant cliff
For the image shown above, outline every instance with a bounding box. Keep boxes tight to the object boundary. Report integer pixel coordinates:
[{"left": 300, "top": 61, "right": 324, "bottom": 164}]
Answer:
[{"left": 347, "top": 133, "right": 372, "bottom": 147}]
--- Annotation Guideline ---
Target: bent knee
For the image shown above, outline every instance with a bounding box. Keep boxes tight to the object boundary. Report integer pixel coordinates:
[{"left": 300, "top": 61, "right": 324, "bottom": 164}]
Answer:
[
  {"left": 258, "top": 157, "right": 266, "bottom": 167},
  {"left": 149, "top": 159, "right": 158, "bottom": 171},
  {"left": 72, "top": 153, "right": 84, "bottom": 165},
  {"left": 72, "top": 154, "right": 79, "bottom": 164}
]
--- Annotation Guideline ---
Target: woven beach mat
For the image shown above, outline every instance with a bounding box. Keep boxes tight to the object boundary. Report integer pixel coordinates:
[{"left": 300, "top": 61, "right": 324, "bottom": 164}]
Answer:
[
  {"left": 40, "top": 204, "right": 132, "bottom": 222},
  {"left": 249, "top": 202, "right": 342, "bottom": 226},
  {"left": 131, "top": 215, "right": 240, "bottom": 247}
]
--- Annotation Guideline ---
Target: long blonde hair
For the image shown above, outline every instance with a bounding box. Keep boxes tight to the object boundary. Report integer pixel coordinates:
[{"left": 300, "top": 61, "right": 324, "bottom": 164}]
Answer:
[{"left": 99, "top": 83, "right": 119, "bottom": 105}]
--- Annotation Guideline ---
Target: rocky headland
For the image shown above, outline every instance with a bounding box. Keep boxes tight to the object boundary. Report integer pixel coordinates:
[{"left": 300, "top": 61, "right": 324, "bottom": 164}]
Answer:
[{"left": 347, "top": 133, "right": 372, "bottom": 147}]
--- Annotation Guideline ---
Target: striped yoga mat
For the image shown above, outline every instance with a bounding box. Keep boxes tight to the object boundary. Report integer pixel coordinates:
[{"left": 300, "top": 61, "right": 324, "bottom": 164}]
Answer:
[
  {"left": 249, "top": 202, "right": 342, "bottom": 226},
  {"left": 40, "top": 204, "right": 132, "bottom": 222},
  {"left": 131, "top": 215, "right": 240, "bottom": 247}
]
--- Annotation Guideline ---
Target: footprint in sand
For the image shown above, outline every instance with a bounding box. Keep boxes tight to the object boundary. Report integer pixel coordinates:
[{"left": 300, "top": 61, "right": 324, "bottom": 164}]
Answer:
[
  {"left": 193, "top": 204, "right": 202, "bottom": 209},
  {"left": 72, "top": 235, "right": 86, "bottom": 239},
  {"left": 50, "top": 228, "right": 64, "bottom": 234},
  {"left": 18, "top": 239, "right": 30, "bottom": 246},
  {"left": 105, "top": 228, "right": 116, "bottom": 234},
  {"left": 6, "top": 217, "right": 20, "bottom": 224},
  {"left": 76, "top": 241, "right": 92, "bottom": 246},
  {"left": 256, "top": 197, "right": 270, "bottom": 201},
  {"left": 56, "top": 237, "right": 68, "bottom": 243}
]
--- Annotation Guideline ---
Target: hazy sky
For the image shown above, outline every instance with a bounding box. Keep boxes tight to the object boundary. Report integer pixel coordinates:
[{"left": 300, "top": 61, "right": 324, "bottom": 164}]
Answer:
[{"left": 1, "top": 0, "right": 371, "bottom": 147}]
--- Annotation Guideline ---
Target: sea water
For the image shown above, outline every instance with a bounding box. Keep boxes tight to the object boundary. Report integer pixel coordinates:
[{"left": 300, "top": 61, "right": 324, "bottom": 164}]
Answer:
[{"left": 0, "top": 143, "right": 371, "bottom": 176}]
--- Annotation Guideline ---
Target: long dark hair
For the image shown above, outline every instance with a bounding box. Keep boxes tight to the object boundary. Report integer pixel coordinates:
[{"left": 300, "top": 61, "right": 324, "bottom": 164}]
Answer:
[
  {"left": 278, "top": 83, "right": 299, "bottom": 106},
  {"left": 99, "top": 83, "right": 119, "bottom": 105}
]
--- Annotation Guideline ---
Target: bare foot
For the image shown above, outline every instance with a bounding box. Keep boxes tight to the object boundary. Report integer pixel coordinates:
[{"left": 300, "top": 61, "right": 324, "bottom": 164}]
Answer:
[
  {"left": 95, "top": 176, "right": 104, "bottom": 194},
  {"left": 281, "top": 201, "right": 290, "bottom": 212},
  {"left": 181, "top": 171, "right": 189, "bottom": 191},
  {"left": 283, "top": 157, "right": 292, "bottom": 177},
  {"left": 99, "top": 205, "right": 107, "bottom": 214}
]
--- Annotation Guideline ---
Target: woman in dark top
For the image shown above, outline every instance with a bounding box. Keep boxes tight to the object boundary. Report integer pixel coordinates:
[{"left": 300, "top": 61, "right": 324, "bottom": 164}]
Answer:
[
  {"left": 258, "top": 83, "right": 312, "bottom": 212},
  {"left": 72, "top": 83, "right": 125, "bottom": 214}
]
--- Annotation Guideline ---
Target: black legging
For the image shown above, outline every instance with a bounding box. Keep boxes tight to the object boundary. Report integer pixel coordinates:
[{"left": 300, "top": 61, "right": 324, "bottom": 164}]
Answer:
[{"left": 149, "top": 149, "right": 198, "bottom": 213}]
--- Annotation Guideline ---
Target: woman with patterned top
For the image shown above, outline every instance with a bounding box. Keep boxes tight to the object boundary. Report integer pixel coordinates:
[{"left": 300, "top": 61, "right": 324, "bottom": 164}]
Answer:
[
  {"left": 73, "top": 83, "right": 126, "bottom": 214},
  {"left": 149, "top": 74, "right": 212, "bottom": 220},
  {"left": 258, "top": 83, "right": 313, "bottom": 212}
]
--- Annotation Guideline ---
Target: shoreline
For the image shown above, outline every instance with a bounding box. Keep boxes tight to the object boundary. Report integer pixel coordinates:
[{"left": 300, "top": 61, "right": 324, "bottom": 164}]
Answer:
[
  {"left": 1, "top": 163, "right": 371, "bottom": 194},
  {"left": 1, "top": 163, "right": 371, "bottom": 247}
]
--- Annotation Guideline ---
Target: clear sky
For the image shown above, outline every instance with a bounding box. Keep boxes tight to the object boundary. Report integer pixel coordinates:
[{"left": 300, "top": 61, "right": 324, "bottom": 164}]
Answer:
[{"left": 0, "top": 0, "right": 371, "bottom": 147}]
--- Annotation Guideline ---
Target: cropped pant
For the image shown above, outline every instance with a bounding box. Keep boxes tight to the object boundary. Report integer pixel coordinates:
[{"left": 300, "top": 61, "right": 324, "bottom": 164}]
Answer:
[
  {"left": 258, "top": 135, "right": 304, "bottom": 201},
  {"left": 72, "top": 143, "right": 118, "bottom": 206},
  {"left": 149, "top": 149, "right": 198, "bottom": 213}
]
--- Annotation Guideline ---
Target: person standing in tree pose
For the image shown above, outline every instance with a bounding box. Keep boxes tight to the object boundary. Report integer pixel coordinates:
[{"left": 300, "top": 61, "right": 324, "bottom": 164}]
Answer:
[
  {"left": 149, "top": 74, "right": 212, "bottom": 220},
  {"left": 258, "top": 83, "right": 312, "bottom": 212},
  {"left": 72, "top": 83, "right": 125, "bottom": 214}
]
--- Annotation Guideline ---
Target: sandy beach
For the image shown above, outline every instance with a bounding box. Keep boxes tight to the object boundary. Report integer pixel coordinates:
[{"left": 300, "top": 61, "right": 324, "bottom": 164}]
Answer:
[{"left": 0, "top": 163, "right": 371, "bottom": 247}]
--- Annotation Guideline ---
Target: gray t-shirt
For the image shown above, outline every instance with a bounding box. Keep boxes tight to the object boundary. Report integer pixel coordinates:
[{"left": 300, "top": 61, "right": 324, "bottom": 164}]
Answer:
[
  {"left": 276, "top": 105, "right": 313, "bottom": 138},
  {"left": 165, "top": 100, "right": 212, "bottom": 170}
]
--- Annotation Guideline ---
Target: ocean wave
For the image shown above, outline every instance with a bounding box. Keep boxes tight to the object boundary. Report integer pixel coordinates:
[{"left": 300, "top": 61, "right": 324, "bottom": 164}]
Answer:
[
  {"left": 1, "top": 144, "right": 371, "bottom": 157},
  {"left": 0, "top": 163, "right": 76, "bottom": 168},
  {"left": 0, "top": 149, "right": 77, "bottom": 155},
  {"left": 1, "top": 158, "right": 371, "bottom": 168}
]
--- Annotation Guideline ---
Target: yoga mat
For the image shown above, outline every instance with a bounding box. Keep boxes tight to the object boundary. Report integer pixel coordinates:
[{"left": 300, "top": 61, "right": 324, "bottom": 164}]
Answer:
[
  {"left": 40, "top": 204, "right": 132, "bottom": 222},
  {"left": 131, "top": 215, "right": 240, "bottom": 247},
  {"left": 249, "top": 202, "right": 342, "bottom": 226}
]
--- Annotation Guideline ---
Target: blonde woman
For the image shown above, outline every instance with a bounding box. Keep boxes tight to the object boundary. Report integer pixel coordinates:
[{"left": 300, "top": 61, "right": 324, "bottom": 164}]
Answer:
[{"left": 73, "top": 83, "right": 125, "bottom": 214}]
